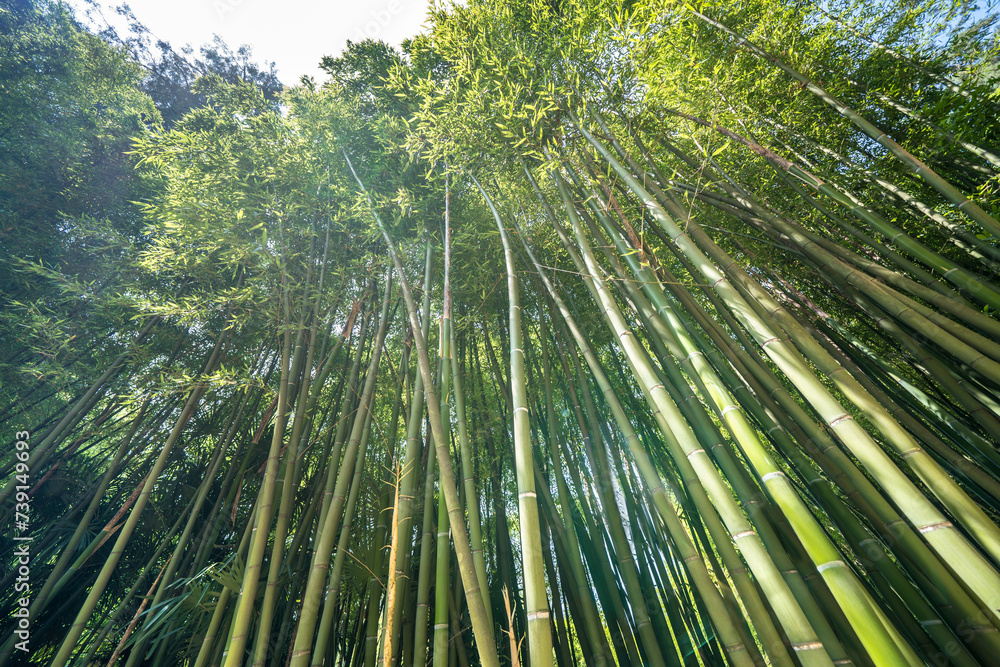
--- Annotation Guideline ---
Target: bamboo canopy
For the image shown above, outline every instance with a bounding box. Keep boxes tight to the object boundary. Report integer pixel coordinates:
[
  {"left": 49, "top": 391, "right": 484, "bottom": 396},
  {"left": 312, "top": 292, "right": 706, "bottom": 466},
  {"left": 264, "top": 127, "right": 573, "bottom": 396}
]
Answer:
[{"left": 2, "top": 0, "right": 1000, "bottom": 666}]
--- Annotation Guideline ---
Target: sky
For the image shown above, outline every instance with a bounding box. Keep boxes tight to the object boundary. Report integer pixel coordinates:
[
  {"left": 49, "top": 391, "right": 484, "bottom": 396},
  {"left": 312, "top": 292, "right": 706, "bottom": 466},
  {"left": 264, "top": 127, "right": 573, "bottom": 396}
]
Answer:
[{"left": 70, "top": 0, "right": 433, "bottom": 84}]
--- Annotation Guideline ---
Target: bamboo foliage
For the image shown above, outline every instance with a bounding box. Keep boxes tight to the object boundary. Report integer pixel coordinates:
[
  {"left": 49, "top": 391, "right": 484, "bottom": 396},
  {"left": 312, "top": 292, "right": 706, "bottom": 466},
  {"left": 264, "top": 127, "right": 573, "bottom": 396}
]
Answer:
[{"left": 3, "top": 1, "right": 1000, "bottom": 666}]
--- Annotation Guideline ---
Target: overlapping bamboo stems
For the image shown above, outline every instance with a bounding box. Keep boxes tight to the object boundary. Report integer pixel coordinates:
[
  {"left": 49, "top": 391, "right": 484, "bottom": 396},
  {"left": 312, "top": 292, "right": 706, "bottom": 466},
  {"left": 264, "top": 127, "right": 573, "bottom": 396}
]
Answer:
[
  {"left": 363, "top": 466, "right": 394, "bottom": 667},
  {"left": 48, "top": 320, "right": 229, "bottom": 666},
  {"left": 785, "top": 299, "right": 1000, "bottom": 508},
  {"left": 252, "top": 308, "right": 327, "bottom": 665},
  {"left": 746, "top": 173, "right": 1000, "bottom": 363},
  {"left": 821, "top": 64, "right": 1000, "bottom": 169},
  {"left": 549, "top": 161, "right": 864, "bottom": 666},
  {"left": 532, "top": 492, "right": 575, "bottom": 667},
  {"left": 530, "top": 472, "right": 599, "bottom": 666},
  {"left": 687, "top": 8, "right": 1000, "bottom": 239},
  {"left": 451, "top": 320, "right": 492, "bottom": 628},
  {"left": 320, "top": 370, "right": 390, "bottom": 666},
  {"left": 224, "top": 266, "right": 311, "bottom": 665},
  {"left": 677, "top": 153, "right": 1000, "bottom": 445},
  {"left": 432, "top": 432, "right": 450, "bottom": 667},
  {"left": 513, "top": 178, "right": 765, "bottom": 667},
  {"left": 579, "top": 150, "right": 861, "bottom": 660},
  {"left": 433, "top": 254, "right": 456, "bottom": 667},
  {"left": 7, "top": 391, "right": 152, "bottom": 647},
  {"left": 113, "top": 494, "right": 218, "bottom": 666},
  {"left": 761, "top": 119, "right": 1000, "bottom": 268},
  {"left": 524, "top": 163, "right": 756, "bottom": 666},
  {"left": 663, "top": 234, "right": 1000, "bottom": 661},
  {"left": 580, "top": 108, "right": 1000, "bottom": 609},
  {"left": 666, "top": 108, "right": 1000, "bottom": 312},
  {"left": 128, "top": 391, "right": 255, "bottom": 667},
  {"left": 689, "top": 122, "right": 997, "bottom": 308},
  {"left": 534, "top": 317, "right": 617, "bottom": 667},
  {"left": 446, "top": 276, "right": 493, "bottom": 646},
  {"left": 523, "top": 169, "right": 716, "bottom": 665},
  {"left": 199, "top": 483, "right": 266, "bottom": 666},
  {"left": 535, "top": 321, "right": 610, "bottom": 666},
  {"left": 532, "top": 346, "right": 641, "bottom": 667},
  {"left": 671, "top": 157, "right": 1000, "bottom": 516},
  {"left": 571, "top": 108, "right": 992, "bottom": 664},
  {"left": 569, "top": 311, "right": 768, "bottom": 667},
  {"left": 835, "top": 283, "right": 1000, "bottom": 431},
  {"left": 289, "top": 271, "right": 394, "bottom": 666},
  {"left": 815, "top": 314, "right": 1000, "bottom": 472},
  {"left": 634, "top": 127, "right": 1000, "bottom": 444},
  {"left": 191, "top": 506, "right": 255, "bottom": 667},
  {"left": 756, "top": 224, "right": 1000, "bottom": 443},
  {"left": 185, "top": 348, "right": 274, "bottom": 582},
  {"left": 585, "top": 390, "right": 688, "bottom": 664},
  {"left": 563, "top": 313, "right": 673, "bottom": 667},
  {"left": 626, "top": 482, "right": 716, "bottom": 667},
  {"left": 471, "top": 173, "right": 553, "bottom": 667},
  {"left": 383, "top": 239, "right": 432, "bottom": 667},
  {"left": 539, "top": 331, "right": 644, "bottom": 666},
  {"left": 412, "top": 426, "right": 437, "bottom": 667},
  {"left": 0, "top": 316, "right": 159, "bottom": 507},
  {"left": 344, "top": 147, "right": 500, "bottom": 665},
  {"left": 604, "top": 194, "right": 960, "bottom": 664},
  {"left": 572, "top": 172, "right": 862, "bottom": 666},
  {"left": 468, "top": 330, "right": 517, "bottom": 621},
  {"left": 317, "top": 310, "right": 371, "bottom": 532},
  {"left": 634, "top": 253, "right": 952, "bottom": 663},
  {"left": 667, "top": 249, "right": 997, "bottom": 657},
  {"left": 778, "top": 214, "right": 1000, "bottom": 343}
]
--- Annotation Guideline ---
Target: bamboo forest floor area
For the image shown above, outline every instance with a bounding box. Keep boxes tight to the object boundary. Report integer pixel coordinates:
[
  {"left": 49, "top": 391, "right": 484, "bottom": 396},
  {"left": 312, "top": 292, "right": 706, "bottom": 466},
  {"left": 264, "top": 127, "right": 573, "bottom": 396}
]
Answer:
[{"left": 3, "top": 0, "right": 1000, "bottom": 665}]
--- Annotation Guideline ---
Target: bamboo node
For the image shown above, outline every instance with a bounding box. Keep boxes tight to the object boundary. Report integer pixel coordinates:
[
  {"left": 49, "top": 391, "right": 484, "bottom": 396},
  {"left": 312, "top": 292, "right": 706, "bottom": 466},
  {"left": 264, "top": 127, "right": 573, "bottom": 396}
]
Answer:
[
  {"left": 918, "top": 521, "right": 953, "bottom": 534},
  {"left": 791, "top": 641, "right": 825, "bottom": 652},
  {"left": 816, "top": 560, "right": 847, "bottom": 572},
  {"left": 720, "top": 405, "right": 740, "bottom": 417},
  {"left": 827, "top": 414, "right": 853, "bottom": 427},
  {"left": 683, "top": 350, "right": 705, "bottom": 363},
  {"left": 518, "top": 491, "right": 537, "bottom": 499},
  {"left": 527, "top": 611, "right": 551, "bottom": 621},
  {"left": 761, "top": 336, "right": 781, "bottom": 348},
  {"left": 761, "top": 471, "right": 786, "bottom": 483},
  {"left": 686, "top": 448, "right": 707, "bottom": 459},
  {"left": 943, "top": 267, "right": 960, "bottom": 277},
  {"left": 732, "top": 530, "right": 756, "bottom": 540}
]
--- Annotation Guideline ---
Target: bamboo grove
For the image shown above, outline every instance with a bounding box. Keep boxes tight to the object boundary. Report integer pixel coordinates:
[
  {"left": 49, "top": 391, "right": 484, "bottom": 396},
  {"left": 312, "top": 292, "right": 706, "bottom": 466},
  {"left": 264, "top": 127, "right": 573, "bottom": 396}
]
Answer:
[{"left": 3, "top": 0, "right": 1000, "bottom": 665}]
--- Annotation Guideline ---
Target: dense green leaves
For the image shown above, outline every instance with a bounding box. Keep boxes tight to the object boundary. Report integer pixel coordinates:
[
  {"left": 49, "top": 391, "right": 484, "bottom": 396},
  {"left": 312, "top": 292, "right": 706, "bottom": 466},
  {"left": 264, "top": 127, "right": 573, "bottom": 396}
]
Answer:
[{"left": 3, "top": 0, "right": 1000, "bottom": 665}]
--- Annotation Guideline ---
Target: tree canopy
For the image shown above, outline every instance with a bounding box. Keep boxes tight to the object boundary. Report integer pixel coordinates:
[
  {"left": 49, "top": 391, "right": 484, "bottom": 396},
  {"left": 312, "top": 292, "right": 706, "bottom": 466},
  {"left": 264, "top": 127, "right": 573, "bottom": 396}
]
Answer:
[{"left": 2, "top": 0, "right": 1000, "bottom": 666}]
